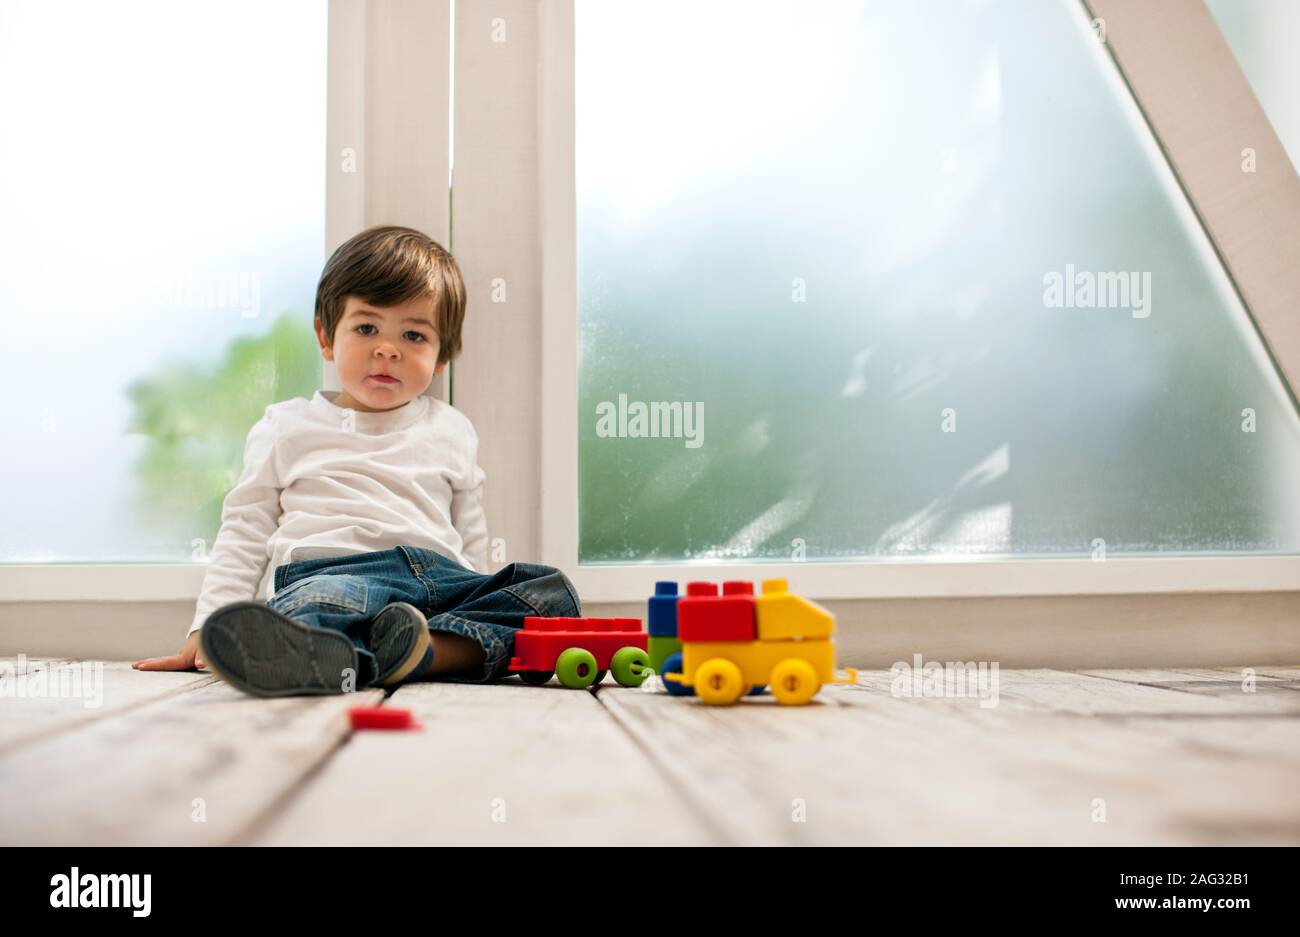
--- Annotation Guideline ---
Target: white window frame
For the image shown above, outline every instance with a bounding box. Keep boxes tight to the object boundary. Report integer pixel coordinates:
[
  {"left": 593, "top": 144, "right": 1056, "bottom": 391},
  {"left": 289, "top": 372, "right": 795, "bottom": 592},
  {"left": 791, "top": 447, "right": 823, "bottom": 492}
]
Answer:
[{"left": 539, "top": 0, "right": 1300, "bottom": 604}]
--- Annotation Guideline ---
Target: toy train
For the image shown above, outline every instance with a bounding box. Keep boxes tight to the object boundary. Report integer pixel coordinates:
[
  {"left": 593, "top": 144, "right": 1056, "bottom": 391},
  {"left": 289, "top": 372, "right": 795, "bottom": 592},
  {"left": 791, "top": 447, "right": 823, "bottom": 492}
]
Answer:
[{"left": 509, "top": 578, "right": 854, "bottom": 705}]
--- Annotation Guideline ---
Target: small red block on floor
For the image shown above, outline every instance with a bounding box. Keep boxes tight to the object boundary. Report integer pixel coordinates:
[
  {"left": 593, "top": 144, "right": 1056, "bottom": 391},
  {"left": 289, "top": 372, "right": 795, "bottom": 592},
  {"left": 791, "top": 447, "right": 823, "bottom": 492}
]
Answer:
[{"left": 348, "top": 705, "right": 421, "bottom": 731}]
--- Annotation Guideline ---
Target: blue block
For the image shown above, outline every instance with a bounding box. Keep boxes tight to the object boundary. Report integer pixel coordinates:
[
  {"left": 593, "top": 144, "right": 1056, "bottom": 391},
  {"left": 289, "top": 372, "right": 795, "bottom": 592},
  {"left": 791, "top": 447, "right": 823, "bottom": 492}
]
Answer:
[
  {"left": 661, "top": 651, "right": 694, "bottom": 696},
  {"left": 648, "top": 580, "right": 679, "bottom": 637}
]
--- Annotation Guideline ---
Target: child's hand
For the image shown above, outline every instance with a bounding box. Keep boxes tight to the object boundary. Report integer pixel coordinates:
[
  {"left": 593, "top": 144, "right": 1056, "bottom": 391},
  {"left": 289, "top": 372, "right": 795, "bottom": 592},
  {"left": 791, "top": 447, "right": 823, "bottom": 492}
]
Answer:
[{"left": 132, "top": 630, "right": 206, "bottom": 671}]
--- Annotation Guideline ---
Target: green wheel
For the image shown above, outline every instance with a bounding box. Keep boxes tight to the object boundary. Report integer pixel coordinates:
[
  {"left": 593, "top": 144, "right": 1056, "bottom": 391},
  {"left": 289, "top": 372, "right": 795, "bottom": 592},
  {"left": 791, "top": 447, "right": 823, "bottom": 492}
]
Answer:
[
  {"left": 555, "top": 647, "right": 599, "bottom": 689},
  {"left": 518, "top": 670, "right": 553, "bottom": 686},
  {"left": 610, "top": 646, "right": 651, "bottom": 687}
]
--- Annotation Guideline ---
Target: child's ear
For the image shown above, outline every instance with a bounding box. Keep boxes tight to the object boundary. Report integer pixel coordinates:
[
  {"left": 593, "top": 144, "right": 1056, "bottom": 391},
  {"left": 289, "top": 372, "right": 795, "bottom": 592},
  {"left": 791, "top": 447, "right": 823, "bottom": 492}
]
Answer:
[{"left": 314, "top": 318, "right": 334, "bottom": 361}]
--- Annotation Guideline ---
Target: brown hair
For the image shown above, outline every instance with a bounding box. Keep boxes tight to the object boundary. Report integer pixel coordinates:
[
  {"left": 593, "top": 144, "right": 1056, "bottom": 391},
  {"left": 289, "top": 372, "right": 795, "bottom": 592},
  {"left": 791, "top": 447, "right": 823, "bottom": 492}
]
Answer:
[{"left": 315, "top": 225, "right": 467, "bottom": 366}]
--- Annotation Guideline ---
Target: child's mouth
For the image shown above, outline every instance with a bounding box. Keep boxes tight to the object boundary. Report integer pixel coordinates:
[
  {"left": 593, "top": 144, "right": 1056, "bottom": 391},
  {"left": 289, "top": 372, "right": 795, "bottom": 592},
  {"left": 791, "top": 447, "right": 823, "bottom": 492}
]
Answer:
[{"left": 368, "top": 375, "right": 399, "bottom": 384}]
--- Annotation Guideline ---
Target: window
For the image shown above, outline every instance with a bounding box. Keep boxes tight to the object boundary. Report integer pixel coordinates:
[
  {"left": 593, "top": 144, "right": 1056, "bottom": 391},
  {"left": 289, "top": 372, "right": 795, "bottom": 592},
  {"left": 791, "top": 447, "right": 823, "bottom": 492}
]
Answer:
[
  {"left": 575, "top": 0, "right": 1300, "bottom": 564},
  {"left": 0, "top": 0, "right": 327, "bottom": 563}
]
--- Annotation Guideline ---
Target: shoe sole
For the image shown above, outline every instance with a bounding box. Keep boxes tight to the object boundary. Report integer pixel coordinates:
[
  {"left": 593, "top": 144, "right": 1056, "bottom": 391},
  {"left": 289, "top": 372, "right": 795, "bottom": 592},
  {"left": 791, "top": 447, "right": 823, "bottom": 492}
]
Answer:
[
  {"left": 370, "top": 602, "right": 432, "bottom": 687},
  {"left": 200, "top": 601, "right": 360, "bottom": 698}
]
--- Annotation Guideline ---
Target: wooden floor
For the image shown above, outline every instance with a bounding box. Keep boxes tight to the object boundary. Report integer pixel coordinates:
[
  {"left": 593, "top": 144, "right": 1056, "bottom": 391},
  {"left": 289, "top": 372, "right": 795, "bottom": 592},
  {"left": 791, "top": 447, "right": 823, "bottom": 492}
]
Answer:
[{"left": 2, "top": 659, "right": 1298, "bottom": 845}]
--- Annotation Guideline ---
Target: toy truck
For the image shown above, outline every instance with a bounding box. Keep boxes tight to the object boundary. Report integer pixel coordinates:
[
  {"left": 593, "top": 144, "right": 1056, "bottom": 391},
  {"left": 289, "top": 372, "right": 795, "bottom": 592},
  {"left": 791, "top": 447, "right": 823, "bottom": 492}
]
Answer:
[
  {"left": 660, "top": 579, "right": 857, "bottom": 705},
  {"left": 508, "top": 616, "right": 651, "bottom": 689},
  {"left": 650, "top": 580, "right": 765, "bottom": 697}
]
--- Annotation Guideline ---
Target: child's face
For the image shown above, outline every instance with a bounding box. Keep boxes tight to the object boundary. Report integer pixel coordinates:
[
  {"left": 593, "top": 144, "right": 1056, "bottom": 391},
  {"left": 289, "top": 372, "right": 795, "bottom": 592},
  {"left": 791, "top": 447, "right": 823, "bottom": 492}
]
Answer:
[{"left": 317, "top": 295, "right": 444, "bottom": 412}]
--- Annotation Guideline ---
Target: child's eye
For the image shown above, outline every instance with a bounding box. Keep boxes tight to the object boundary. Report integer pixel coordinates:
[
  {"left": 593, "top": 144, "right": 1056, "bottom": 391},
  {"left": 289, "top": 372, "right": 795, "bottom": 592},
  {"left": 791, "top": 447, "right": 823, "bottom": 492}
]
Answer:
[{"left": 354, "top": 323, "right": 425, "bottom": 343}]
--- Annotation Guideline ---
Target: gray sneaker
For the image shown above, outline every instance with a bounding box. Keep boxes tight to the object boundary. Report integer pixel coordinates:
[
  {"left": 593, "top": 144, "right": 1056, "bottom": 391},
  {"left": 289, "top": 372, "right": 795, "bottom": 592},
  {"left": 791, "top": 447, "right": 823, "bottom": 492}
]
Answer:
[
  {"left": 200, "top": 601, "right": 361, "bottom": 697},
  {"left": 368, "top": 602, "right": 434, "bottom": 687}
]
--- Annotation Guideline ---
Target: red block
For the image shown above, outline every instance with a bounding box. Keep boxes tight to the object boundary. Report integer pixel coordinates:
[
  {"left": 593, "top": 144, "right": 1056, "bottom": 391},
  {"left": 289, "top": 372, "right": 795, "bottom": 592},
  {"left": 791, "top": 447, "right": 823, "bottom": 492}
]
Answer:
[
  {"left": 348, "top": 706, "right": 421, "bottom": 731},
  {"left": 509, "top": 616, "right": 648, "bottom": 672},
  {"left": 678, "top": 580, "right": 756, "bottom": 642}
]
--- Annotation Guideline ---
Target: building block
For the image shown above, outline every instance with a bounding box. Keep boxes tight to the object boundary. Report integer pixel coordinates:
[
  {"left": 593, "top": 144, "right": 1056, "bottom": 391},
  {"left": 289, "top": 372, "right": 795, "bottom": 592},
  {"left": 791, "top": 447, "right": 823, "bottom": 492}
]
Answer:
[
  {"left": 660, "top": 650, "right": 695, "bottom": 696},
  {"left": 678, "top": 580, "right": 756, "bottom": 642},
  {"left": 647, "top": 635, "right": 681, "bottom": 675},
  {"left": 348, "top": 706, "right": 421, "bottom": 730},
  {"left": 754, "top": 577, "right": 833, "bottom": 640},
  {"left": 648, "top": 580, "right": 680, "bottom": 637},
  {"left": 680, "top": 639, "right": 836, "bottom": 686}
]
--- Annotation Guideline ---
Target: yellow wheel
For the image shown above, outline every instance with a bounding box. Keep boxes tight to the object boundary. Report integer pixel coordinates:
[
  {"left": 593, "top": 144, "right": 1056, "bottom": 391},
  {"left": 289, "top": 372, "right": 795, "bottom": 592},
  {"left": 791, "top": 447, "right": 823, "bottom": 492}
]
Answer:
[
  {"left": 694, "top": 658, "right": 746, "bottom": 705},
  {"left": 770, "top": 659, "right": 820, "bottom": 705}
]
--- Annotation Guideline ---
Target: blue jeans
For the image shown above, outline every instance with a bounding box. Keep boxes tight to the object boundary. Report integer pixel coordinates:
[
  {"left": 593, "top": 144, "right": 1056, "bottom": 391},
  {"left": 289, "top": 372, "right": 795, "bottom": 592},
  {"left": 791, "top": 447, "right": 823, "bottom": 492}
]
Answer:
[{"left": 265, "top": 546, "right": 582, "bottom": 685}]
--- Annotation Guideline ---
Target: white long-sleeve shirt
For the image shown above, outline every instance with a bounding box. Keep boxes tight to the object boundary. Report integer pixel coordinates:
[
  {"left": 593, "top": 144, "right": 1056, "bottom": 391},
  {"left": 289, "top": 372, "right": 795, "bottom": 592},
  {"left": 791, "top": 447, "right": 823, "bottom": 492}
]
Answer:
[{"left": 188, "top": 389, "right": 488, "bottom": 636}]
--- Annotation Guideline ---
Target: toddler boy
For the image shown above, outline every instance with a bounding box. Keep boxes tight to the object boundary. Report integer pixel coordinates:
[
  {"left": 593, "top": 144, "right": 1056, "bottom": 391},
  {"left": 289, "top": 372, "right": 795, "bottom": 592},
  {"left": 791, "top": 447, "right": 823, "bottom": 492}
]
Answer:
[{"left": 132, "top": 226, "right": 580, "bottom": 695}]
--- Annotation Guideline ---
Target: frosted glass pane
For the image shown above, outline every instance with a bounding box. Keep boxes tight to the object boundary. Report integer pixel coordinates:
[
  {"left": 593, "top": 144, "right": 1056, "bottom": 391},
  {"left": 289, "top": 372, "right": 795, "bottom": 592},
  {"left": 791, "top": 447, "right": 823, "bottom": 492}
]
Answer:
[
  {"left": 0, "top": 0, "right": 326, "bottom": 562},
  {"left": 576, "top": 0, "right": 1300, "bottom": 562}
]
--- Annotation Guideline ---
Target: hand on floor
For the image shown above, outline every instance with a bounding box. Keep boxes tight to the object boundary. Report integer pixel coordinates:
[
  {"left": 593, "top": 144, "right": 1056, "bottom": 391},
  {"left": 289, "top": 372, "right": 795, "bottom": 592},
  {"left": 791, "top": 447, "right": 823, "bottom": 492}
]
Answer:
[{"left": 132, "top": 630, "right": 206, "bottom": 671}]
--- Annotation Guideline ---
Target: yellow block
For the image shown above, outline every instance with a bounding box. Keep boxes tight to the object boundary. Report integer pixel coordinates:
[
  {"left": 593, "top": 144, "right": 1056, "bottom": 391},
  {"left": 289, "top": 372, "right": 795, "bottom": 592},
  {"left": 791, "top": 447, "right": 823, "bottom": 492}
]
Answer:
[
  {"left": 681, "top": 639, "right": 836, "bottom": 688},
  {"left": 754, "top": 578, "right": 834, "bottom": 640}
]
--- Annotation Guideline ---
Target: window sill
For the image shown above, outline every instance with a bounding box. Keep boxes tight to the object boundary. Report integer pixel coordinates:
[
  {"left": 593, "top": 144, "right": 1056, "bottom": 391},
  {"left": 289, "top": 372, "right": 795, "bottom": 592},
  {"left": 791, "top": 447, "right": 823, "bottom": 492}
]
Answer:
[{"left": 4, "top": 556, "right": 1291, "bottom": 604}]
